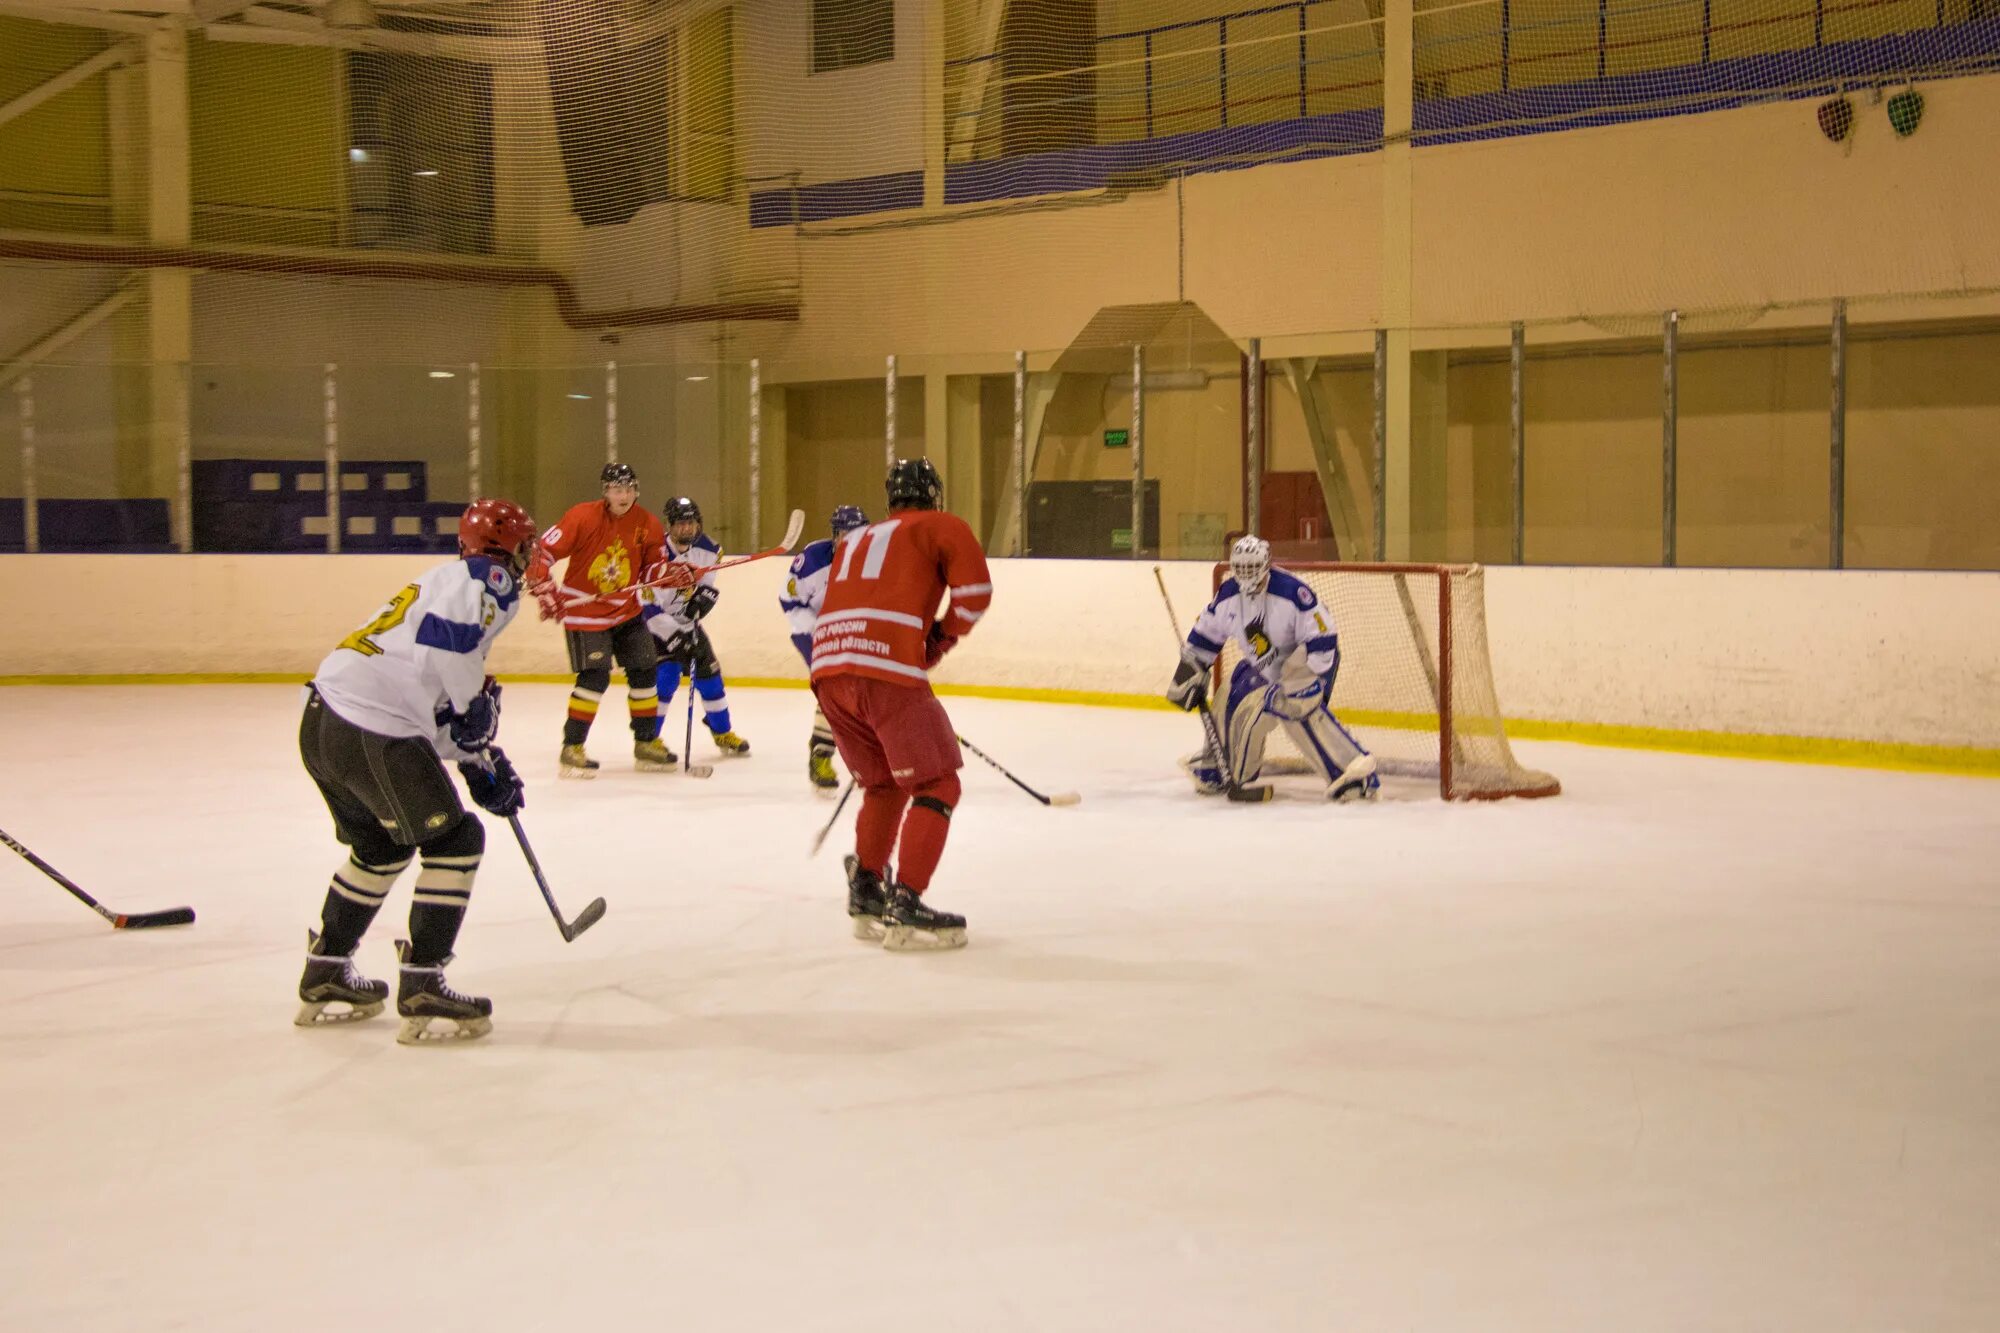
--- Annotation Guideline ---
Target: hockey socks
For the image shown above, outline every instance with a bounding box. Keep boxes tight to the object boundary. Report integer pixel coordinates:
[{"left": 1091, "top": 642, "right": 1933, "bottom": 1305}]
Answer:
[
  {"left": 854, "top": 787, "right": 908, "bottom": 878},
  {"left": 316, "top": 852, "right": 410, "bottom": 957},
  {"left": 406, "top": 818, "right": 482, "bottom": 967},
  {"left": 895, "top": 776, "right": 959, "bottom": 893}
]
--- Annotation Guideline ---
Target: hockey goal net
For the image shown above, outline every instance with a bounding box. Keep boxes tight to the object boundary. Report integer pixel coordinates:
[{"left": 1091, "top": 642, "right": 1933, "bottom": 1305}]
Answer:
[{"left": 1211, "top": 562, "right": 1559, "bottom": 801}]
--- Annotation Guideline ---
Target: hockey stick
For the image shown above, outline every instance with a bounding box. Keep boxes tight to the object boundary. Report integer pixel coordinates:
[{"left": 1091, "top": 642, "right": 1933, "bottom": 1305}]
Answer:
[
  {"left": 956, "top": 734, "right": 1080, "bottom": 807},
  {"left": 681, "top": 681, "right": 713, "bottom": 779},
  {"left": 507, "top": 814, "right": 605, "bottom": 943},
  {"left": 1151, "top": 567, "right": 1273, "bottom": 804},
  {"left": 622, "top": 509, "right": 807, "bottom": 598},
  {"left": 0, "top": 825, "right": 196, "bottom": 929},
  {"left": 810, "top": 779, "right": 855, "bottom": 857}
]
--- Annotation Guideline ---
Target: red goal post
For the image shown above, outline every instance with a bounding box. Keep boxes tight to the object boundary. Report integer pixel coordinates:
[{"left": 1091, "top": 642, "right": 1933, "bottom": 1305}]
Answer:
[{"left": 1209, "top": 561, "right": 1559, "bottom": 801}]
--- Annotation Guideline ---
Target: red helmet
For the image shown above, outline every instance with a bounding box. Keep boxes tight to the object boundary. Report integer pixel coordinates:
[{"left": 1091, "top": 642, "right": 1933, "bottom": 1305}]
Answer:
[{"left": 458, "top": 498, "right": 538, "bottom": 574}]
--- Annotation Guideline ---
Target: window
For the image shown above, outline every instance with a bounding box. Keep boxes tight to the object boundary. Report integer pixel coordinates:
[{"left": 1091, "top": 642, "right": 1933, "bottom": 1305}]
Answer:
[{"left": 812, "top": 0, "right": 894, "bottom": 74}]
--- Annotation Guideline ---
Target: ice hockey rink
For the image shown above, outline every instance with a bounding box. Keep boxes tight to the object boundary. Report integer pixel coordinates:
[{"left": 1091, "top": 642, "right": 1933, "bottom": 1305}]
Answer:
[{"left": 2, "top": 681, "right": 1997, "bottom": 1332}]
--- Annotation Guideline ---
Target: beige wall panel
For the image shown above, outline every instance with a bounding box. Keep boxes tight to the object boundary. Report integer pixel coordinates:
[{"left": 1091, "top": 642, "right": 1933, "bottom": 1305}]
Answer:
[
  {"left": 1520, "top": 350, "right": 1663, "bottom": 565},
  {"left": 1676, "top": 342, "right": 1831, "bottom": 569},
  {"left": 1846, "top": 330, "right": 2000, "bottom": 571},
  {"left": 1411, "top": 75, "right": 2000, "bottom": 329}
]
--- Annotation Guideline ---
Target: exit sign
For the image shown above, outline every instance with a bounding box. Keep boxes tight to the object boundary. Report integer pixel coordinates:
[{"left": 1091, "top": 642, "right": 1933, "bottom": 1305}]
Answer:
[{"left": 1103, "top": 429, "right": 1130, "bottom": 448}]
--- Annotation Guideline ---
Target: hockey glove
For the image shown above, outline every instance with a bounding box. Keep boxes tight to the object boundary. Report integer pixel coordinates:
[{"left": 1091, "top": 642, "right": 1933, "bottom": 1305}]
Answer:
[
  {"left": 923, "top": 620, "right": 958, "bottom": 669},
  {"left": 641, "top": 558, "right": 699, "bottom": 591},
  {"left": 684, "top": 584, "right": 719, "bottom": 622},
  {"left": 459, "top": 748, "right": 525, "bottom": 817},
  {"left": 525, "top": 576, "right": 563, "bottom": 622},
  {"left": 446, "top": 678, "right": 502, "bottom": 751},
  {"left": 1166, "top": 656, "right": 1209, "bottom": 712}
]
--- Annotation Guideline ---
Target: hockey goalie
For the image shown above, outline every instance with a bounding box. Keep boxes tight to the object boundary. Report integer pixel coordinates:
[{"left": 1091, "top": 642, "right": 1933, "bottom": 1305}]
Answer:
[{"left": 1166, "top": 536, "right": 1381, "bottom": 802}]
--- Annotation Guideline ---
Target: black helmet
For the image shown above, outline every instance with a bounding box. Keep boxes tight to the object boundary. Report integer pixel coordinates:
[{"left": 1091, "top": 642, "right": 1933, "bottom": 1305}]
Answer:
[
  {"left": 663, "top": 496, "right": 702, "bottom": 527},
  {"left": 601, "top": 462, "right": 638, "bottom": 488},
  {"left": 885, "top": 458, "right": 943, "bottom": 511}
]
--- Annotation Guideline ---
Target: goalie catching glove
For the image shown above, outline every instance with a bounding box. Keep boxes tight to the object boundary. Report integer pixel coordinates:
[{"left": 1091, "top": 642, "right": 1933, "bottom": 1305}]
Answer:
[
  {"left": 1166, "top": 655, "right": 1209, "bottom": 712},
  {"left": 459, "top": 748, "right": 526, "bottom": 817}
]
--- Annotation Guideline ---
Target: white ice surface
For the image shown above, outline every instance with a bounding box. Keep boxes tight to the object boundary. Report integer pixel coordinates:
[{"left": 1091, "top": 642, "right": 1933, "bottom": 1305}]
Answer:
[{"left": 2, "top": 684, "right": 1997, "bottom": 1333}]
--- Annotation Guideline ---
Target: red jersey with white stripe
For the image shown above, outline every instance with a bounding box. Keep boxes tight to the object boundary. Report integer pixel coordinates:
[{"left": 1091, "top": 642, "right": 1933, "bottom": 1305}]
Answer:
[
  {"left": 527, "top": 500, "right": 666, "bottom": 632},
  {"left": 810, "top": 508, "right": 992, "bottom": 687}
]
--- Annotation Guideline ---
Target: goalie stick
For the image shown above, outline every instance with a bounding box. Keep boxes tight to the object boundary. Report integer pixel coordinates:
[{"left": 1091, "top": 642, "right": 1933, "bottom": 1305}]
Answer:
[
  {"left": 956, "top": 734, "right": 1080, "bottom": 807},
  {"left": 1151, "top": 567, "right": 1273, "bottom": 804},
  {"left": 0, "top": 825, "right": 196, "bottom": 929}
]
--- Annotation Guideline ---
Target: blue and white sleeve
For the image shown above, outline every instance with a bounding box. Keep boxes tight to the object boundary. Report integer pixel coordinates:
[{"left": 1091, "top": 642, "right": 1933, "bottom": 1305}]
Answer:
[
  {"left": 1291, "top": 588, "right": 1341, "bottom": 680},
  {"left": 1184, "top": 588, "right": 1237, "bottom": 669}
]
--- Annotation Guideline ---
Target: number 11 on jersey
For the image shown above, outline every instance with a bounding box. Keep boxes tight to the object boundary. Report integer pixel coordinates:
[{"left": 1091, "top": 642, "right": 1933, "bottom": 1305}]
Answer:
[{"left": 833, "top": 520, "right": 901, "bottom": 582}]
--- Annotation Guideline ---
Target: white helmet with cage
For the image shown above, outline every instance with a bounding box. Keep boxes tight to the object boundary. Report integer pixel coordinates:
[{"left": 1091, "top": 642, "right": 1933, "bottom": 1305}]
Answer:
[{"left": 1229, "top": 535, "right": 1271, "bottom": 596}]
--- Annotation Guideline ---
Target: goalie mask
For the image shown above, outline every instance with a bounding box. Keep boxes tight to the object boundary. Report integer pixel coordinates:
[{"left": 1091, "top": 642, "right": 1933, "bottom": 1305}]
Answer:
[{"left": 1229, "top": 535, "right": 1272, "bottom": 597}]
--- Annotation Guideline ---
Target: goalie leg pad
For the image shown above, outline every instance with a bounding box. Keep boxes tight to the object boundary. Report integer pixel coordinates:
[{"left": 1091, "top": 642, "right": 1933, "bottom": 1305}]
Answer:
[
  {"left": 1226, "top": 680, "right": 1281, "bottom": 786},
  {"left": 1281, "top": 708, "right": 1378, "bottom": 800}
]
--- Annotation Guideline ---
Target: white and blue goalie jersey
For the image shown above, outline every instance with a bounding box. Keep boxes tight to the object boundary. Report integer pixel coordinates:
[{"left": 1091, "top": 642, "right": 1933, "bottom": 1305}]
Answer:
[
  {"left": 1184, "top": 569, "right": 1341, "bottom": 689},
  {"left": 312, "top": 556, "right": 521, "bottom": 759},
  {"left": 640, "top": 531, "right": 721, "bottom": 642}
]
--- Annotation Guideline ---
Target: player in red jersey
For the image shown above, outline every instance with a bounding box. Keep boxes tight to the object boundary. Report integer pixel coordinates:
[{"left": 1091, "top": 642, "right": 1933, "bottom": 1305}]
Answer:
[
  {"left": 811, "top": 457, "right": 993, "bottom": 950},
  {"left": 525, "top": 463, "right": 673, "bottom": 777}
]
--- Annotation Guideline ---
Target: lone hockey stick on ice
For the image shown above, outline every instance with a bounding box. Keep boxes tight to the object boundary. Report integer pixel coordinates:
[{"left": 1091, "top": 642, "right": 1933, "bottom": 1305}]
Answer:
[{"left": 0, "top": 825, "right": 196, "bottom": 929}]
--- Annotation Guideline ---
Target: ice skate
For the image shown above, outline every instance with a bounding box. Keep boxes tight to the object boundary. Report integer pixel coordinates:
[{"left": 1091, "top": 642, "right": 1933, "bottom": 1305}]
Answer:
[
  {"left": 559, "top": 743, "right": 600, "bottom": 780},
  {"left": 843, "top": 854, "right": 889, "bottom": 942},
  {"left": 1327, "top": 753, "right": 1380, "bottom": 803},
  {"left": 712, "top": 730, "right": 751, "bottom": 757},
  {"left": 808, "top": 745, "right": 838, "bottom": 791},
  {"left": 394, "top": 940, "right": 492, "bottom": 1044},
  {"left": 633, "top": 736, "right": 679, "bottom": 771},
  {"left": 294, "top": 931, "right": 387, "bottom": 1026},
  {"left": 881, "top": 883, "right": 966, "bottom": 952}
]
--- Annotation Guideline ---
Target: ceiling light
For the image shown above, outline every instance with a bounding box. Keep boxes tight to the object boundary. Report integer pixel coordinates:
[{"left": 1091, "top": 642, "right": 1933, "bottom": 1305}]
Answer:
[
  {"left": 428, "top": 371, "right": 455, "bottom": 379},
  {"left": 413, "top": 169, "right": 440, "bottom": 178},
  {"left": 348, "top": 147, "right": 369, "bottom": 163},
  {"left": 568, "top": 393, "right": 591, "bottom": 400},
  {"left": 685, "top": 375, "right": 710, "bottom": 382}
]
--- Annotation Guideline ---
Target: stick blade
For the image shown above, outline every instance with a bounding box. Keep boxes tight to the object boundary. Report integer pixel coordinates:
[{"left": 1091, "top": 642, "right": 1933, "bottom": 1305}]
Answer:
[
  {"left": 114, "top": 907, "right": 196, "bottom": 929},
  {"left": 1226, "top": 784, "right": 1274, "bottom": 804},
  {"left": 780, "top": 508, "right": 805, "bottom": 551},
  {"left": 684, "top": 763, "right": 714, "bottom": 779},
  {"left": 1047, "top": 792, "right": 1082, "bottom": 807},
  {"left": 564, "top": 897, "right": 607, "bottom": 941}
]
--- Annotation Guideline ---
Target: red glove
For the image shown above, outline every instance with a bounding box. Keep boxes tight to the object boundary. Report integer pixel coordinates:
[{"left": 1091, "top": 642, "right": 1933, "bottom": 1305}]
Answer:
[
  {"left": 922, "top": 620, "right": 958, "bottom": 669},
  {"left": 640, "top": 558, "right": 699, "bottom": 591},
  {"left": 525, "top": 577, "right": 563, "bottom": 622}
]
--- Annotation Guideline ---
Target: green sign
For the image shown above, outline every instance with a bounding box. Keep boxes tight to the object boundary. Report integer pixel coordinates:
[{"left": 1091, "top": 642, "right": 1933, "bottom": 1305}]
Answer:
[
  {"left": 1103, "top": 428, "right": 1130, "bottom": 448},
  {"left": 1110, "top": 527, "right": 1133, "bottom": 550}
]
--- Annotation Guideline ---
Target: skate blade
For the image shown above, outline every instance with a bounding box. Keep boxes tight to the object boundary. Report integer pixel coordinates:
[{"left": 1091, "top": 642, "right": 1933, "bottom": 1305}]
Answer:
[
  {"left": 396, "top": 1014, "right": 493, "bottom": 1045},
  {"left": 882, "top": 924, "right": 967, "bottom": 952},
  {"left": 294, "top": 998, "right": 384, "bottom": 1027},
  {"left": 851, "top": 915, "right": 886, "bottom": 943},
  {"left": 558, "top": 766, "right": 599, "bottom": 781}
]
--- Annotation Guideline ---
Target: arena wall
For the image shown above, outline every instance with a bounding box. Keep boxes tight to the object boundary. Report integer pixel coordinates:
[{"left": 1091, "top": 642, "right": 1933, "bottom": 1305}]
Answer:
[{"left": 2, "top": 556, "right": 1995, "bottom": 767}]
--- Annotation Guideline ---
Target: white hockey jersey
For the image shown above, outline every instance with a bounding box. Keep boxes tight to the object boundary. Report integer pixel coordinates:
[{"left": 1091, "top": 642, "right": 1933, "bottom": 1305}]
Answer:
[
  {"left": 779, "top": 537, "right": 838, "bottom": 641},
  {"left": 312, "top": 556, "right": 521, "bottom": 760},
  {"left": 640, "top": 531, "right": 722, "bottom": 643},
  {"left": 1184, "top": 569, "right": 1341, "bottom": 688}
]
